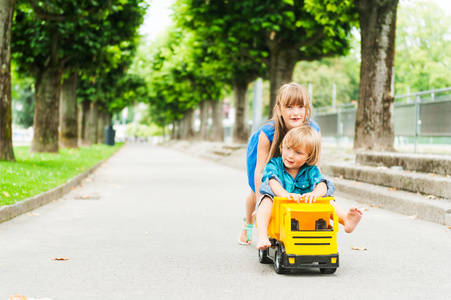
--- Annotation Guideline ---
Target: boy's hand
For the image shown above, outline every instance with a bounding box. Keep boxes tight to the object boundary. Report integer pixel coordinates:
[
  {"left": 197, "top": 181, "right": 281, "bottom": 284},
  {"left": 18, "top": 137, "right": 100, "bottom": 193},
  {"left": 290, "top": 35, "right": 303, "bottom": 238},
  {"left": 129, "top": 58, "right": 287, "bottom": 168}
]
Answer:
[
  {"left": 282, "top": 193, "right": 302, "bottom": 202},
  {"left": 301, "top": 192, "right": 321, "bottom": 203}
]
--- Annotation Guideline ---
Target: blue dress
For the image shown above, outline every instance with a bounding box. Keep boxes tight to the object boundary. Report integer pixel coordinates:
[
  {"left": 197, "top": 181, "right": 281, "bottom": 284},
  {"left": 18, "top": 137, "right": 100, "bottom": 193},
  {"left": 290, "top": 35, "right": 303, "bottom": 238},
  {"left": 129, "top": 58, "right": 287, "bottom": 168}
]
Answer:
[{"left": 246, "top": 119, "right": 320, "bottom": 192}]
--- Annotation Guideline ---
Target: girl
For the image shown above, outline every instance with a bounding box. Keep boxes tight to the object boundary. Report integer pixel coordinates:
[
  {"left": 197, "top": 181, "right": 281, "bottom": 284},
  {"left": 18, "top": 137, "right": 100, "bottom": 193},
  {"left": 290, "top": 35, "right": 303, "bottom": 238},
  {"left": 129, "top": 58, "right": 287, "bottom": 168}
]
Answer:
[
  {"left": 239, "top": 82, "right": 321, "bottom": 245},
  {"left": 256, "top": 124, "right": 362, "bottom": 250}
]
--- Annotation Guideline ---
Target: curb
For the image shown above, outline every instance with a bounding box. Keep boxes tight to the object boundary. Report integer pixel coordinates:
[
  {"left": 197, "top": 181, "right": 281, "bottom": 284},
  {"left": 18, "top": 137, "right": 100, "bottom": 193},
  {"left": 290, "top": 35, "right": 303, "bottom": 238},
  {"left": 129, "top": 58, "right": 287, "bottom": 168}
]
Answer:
[
  {"left": 329, "top": 177, "right": 451, "bottom": 226},
  {"left": 322, "top": 163, "right": 451, "bottom": 199},
  {"left": 356, "top": 152, "right": 451, "bottom": 176},
  {"left": 0, "top": 160, "right": 104, "bottom": 223}
]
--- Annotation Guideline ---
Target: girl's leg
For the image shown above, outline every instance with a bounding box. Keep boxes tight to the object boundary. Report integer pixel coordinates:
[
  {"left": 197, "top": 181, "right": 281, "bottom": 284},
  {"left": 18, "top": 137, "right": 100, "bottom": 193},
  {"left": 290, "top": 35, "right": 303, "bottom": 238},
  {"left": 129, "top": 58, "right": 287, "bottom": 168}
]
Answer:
[
  {"left": 330, "top": 201, "right": 363, "bottom": 233},
  {"left": 256, "top": 197, "right": 273, "bottom": 250},
  {"left": 238, "top": 190, "right": 257, "bottom": 244}
]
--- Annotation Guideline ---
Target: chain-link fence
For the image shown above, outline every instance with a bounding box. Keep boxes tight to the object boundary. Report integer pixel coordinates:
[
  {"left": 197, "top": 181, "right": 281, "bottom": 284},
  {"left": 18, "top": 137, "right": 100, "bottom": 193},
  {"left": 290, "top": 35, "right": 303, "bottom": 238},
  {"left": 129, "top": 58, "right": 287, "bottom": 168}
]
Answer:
[{"left": 313, "top": 87, "right": 451, "bottom": 152}]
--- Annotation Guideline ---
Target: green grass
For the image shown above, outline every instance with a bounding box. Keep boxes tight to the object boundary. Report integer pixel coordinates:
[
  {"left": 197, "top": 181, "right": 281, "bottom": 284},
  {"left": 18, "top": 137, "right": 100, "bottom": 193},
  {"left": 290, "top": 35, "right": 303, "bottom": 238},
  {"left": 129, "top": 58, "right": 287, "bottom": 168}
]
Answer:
[{"left": 0, "top": 143, "right": 123, "bottom": 206}]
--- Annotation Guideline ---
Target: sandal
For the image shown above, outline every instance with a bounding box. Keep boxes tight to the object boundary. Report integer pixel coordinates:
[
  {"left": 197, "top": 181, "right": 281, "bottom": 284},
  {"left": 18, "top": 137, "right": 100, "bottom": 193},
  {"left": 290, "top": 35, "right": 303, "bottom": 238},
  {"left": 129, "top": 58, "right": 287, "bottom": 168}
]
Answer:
[{"left": 238, "top": 218, "right": 254, "bottom": 245}]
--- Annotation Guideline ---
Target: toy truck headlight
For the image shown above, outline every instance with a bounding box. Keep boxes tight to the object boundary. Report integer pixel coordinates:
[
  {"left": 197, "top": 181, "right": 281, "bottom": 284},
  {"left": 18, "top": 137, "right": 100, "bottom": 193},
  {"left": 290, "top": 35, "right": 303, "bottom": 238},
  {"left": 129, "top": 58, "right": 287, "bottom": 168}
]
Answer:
[{"left": 331, "top": 257, "right": 337, "bottom": 264}]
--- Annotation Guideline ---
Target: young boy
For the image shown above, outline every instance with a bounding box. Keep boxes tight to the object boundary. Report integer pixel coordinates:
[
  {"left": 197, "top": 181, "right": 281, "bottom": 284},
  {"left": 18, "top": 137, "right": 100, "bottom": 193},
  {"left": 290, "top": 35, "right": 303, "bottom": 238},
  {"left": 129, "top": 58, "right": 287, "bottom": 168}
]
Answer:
[{"left": 256, "top": 124, "right": 362, "bottom": 250}]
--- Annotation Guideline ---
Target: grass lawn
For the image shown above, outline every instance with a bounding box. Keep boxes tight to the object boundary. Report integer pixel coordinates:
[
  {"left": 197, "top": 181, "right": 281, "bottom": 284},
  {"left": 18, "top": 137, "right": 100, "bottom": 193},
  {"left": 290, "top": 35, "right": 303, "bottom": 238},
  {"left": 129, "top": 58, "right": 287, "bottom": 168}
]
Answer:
[{"left": 0, "top": 143, "right": 123, "bottom": 206}]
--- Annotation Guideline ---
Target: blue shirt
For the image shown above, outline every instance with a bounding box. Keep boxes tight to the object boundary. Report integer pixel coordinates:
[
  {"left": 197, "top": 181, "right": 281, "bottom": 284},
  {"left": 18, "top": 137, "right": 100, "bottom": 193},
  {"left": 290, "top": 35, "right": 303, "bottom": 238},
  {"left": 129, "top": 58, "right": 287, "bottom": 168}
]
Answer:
[
  {"left": 259, "top": 156, "right": 335, "bottom": 197},
  {"left": 246, "top": 119, "right": 320, "bottom": 192}
]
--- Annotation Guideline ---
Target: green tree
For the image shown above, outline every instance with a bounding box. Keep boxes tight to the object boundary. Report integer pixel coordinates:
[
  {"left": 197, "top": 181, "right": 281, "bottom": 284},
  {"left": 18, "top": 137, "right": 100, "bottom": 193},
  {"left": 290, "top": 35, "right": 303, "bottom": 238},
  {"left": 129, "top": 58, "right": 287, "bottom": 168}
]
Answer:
[
  {"left": 176, "top": 0, "right": 356, "bottom": 144},
  {"left": 395, "top": 0, "right": 451, "bottom": 94},
  {"left": 353, "top": 0, "right": 398, "bottom": 151},
  {"left": 308, "top": 0, "right": 399, "bottom": 151},
  {"left": 12, "top": 0, "right": 111, "bottom": 152},
  {"left": 174, "top": 0, "right": 268, "bottom": 143},
  {"left": 11, "top": 74, "right": 35, "bottom": 128},
  {"left": 0, "top": 0, "right": 15, "bottom": 161},
  {"left": 73, "top": 0, "right": 146, "bottom": 146},
  {"left": 293, "top": 51, "right": 360, "bottom": 107}
]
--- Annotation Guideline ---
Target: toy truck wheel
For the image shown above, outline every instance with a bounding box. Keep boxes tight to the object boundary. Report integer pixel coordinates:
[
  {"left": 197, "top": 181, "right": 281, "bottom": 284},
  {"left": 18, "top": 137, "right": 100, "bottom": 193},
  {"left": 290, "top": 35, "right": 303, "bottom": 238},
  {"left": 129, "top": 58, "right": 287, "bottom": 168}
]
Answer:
[
  {"left": 274, "top": 247, "right": 288, "bottom": 274},
  {"left": 320, "top": 267, "right": 337, "bottom": 274},
  {"left": 258, "top": 249, "right": 272, "bottom": 264}
]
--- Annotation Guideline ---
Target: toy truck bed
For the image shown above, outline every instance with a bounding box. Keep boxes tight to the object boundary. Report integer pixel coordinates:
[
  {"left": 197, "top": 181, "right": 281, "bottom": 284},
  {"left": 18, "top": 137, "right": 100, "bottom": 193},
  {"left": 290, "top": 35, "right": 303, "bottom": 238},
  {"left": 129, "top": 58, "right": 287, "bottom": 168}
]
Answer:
[{"left": 258, "top": 197, "right": 339, "bottom": 274}]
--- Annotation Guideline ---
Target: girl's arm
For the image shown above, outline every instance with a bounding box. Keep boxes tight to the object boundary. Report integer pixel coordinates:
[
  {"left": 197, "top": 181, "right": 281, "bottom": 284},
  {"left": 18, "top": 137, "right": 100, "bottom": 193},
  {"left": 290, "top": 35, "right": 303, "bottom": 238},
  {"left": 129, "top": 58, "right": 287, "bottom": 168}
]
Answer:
[
  {"left": 317, "top": 130, "right": 322, "bottom": 172},
  {"left": 254, "top": 132, "right": 271, "bottom": 200}
]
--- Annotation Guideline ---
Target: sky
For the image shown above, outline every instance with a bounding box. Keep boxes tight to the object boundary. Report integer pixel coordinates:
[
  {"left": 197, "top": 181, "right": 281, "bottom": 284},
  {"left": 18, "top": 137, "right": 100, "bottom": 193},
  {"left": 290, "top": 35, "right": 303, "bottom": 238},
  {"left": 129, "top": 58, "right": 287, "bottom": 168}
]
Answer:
[
  {"left": 139, "top": 0, "right": 173, "bottom": 41},
  {"left": 138, "top": 0, "right": 451, "bottom": 41}
]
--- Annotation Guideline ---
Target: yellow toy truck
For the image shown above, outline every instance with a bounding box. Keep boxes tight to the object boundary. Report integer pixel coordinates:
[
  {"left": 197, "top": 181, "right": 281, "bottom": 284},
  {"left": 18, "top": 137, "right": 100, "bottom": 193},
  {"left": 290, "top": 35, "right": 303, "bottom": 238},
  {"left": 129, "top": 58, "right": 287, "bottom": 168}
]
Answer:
[{"left": 258, "top": 196, "right": 339, "bottom": 274}]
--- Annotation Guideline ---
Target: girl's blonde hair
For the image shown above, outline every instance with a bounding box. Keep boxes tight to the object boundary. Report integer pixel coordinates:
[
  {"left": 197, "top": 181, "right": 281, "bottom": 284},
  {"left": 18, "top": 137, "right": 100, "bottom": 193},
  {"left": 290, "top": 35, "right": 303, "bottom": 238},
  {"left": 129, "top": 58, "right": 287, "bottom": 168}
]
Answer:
[
  {"left": 267, "top": 82, "right": 312, "bottom": 161},
  {"left": 281, "top": 123, "right": 321, "bottom": 166}
]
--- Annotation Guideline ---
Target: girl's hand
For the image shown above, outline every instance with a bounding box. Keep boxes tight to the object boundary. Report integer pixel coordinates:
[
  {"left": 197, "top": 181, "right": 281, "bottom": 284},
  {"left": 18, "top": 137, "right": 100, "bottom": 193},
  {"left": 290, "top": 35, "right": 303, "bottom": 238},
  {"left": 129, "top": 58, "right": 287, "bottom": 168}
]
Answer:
[
  {"left": 282, "top": 193, "right": 302, "bottom": 202},
  {"left": 301, "top": 192, "right": 321, "bottom": 203}
]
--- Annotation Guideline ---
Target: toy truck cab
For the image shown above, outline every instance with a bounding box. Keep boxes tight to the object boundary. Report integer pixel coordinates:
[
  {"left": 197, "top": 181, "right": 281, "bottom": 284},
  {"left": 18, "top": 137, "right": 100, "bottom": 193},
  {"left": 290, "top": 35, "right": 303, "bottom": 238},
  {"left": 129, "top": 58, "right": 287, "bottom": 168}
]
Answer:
[{"left": 258, "top": 197, "right": 339, "bottom": 274}]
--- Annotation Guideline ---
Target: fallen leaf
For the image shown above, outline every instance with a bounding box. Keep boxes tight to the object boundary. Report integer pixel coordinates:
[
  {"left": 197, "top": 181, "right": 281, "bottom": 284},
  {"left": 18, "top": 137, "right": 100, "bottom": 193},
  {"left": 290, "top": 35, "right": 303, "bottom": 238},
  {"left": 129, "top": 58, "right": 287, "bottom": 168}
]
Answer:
[
  {"left": 351, "top": 246, "right": 368, "bottom": 251},
  {"left": 388, "top": 188, "right": 398, "bottom": 191},
  {"left": 10, "top": 294, "right": 28, "bottom": 300},
  {"left": 408, "top": 215, "right": 418, "bottom": 220},
  {"left": 429, "top": 173, "right": 436, "bottom": 177},
  {"left": 359, "top": 207, "right": 370, "bottom": 211},
  {"left": 72, "top": 187, "right": 77, "bottom": 190},
  {"left": 53, "top": 257, "right": 69, "bottom": 261},
  {"left": 449, "top": 226, "right": 451, "bottom": 229},
  {"left": 27, "top": 212, "right": 40, "bottom": 216},
  {"left": 425, "top": 195, "right": 437, "bottom": 199},
  {"left": 3, "top": 191, "right": 10, "bottom": 197},
  {"left": 353, "top": 181, "right": 360, "bottom": 185}
]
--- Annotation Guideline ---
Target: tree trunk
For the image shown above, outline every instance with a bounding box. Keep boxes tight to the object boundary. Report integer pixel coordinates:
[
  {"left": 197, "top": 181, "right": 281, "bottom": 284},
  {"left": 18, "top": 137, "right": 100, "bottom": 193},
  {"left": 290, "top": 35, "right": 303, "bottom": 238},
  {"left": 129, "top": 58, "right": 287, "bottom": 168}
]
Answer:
[
  {"left": 199, "top": 100, "right": 209, "bottom": 140},
  {"left": 0, "top": 0, "right": 15, "bottom": 161},
  {"left": 233, "top": 81, "right": 250, "bottom": 143},
  {"left": 80, "top": 100, "right": 91, "bottom": 146},
  {"left": 86, "top": 101, "right": 98, "bottom": 145},
  {"left": 171, "top": 120, "right": 176, "bottom": 140},
  {"left": 268, "top": 46, "right": 298, "bottom": 118},
  {"left": 180, "top": 108, "right": 195, "bottom": 140},
  {"left": 172, "top": 119, "right": 180, "bottom": 140},
  {"left": 97, "top": 110, "right": 105, "bottom": 144},
  {"left": 353, "top": 0, "right": 398, "bottom": 151},
  {"left": 31, "top": 66, "right": 63, "bottom": 153},
  {"left": 59, "top": 71, "right": 78, "bottom": 148},
  {"left": 210, "top": 99, "right": 224, "bottom": 142}
]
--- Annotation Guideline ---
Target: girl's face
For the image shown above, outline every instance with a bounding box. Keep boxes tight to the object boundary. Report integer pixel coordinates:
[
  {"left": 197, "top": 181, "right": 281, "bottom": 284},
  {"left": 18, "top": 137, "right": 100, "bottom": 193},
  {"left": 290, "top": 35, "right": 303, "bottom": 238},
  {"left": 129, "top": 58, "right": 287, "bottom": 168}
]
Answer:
[
  {"left": 281, "top": 143, "right": 309, "bottom": 173},
  {"left": 278, "top": 104, "right": 306, "bottom": 130}
]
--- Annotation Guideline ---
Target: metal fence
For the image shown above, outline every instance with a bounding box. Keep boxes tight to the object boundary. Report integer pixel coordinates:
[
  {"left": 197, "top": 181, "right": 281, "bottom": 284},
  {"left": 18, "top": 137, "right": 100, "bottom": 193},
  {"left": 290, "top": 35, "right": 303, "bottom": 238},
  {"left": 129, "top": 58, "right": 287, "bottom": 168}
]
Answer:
[{"left": 313, "top": 87, "right": 451, "bottom": 151}]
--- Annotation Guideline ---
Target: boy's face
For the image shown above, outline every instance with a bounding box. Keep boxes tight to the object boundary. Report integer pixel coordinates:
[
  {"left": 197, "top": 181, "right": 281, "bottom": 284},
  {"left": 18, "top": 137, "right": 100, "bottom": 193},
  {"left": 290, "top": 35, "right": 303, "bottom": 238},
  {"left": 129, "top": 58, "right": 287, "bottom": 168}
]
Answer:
[
  {"left": 281, "top": 143, "right": 309, "bottom": 172},
  {"left": 278, "top": 104, "right": 306, "bottom": 130}
]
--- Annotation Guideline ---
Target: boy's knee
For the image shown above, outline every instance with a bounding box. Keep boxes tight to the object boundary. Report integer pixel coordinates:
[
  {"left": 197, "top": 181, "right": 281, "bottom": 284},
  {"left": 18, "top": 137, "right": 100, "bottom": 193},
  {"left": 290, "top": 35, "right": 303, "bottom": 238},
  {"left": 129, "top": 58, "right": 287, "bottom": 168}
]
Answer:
[{"left": 256, "top": 194, "right": 273, "bottom": 210}]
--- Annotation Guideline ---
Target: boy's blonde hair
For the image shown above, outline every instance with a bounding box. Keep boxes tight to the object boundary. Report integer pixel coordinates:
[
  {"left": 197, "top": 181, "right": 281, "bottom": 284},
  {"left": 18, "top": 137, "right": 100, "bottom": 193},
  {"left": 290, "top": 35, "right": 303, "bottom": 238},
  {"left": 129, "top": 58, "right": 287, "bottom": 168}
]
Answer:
[
  {"left": 268, "top": 82, "right": 312, "bottom": 160},
  {"left": 281, "top": 123, "right": 321, "bottom": 166}
]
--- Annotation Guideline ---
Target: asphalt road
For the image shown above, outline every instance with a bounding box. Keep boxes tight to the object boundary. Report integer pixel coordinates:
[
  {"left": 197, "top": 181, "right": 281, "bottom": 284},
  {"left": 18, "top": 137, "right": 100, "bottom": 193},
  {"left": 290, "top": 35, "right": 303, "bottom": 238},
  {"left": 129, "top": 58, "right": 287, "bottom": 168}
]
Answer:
[{"left": 0, "top": 143, "right": 450, "bottom": 300}]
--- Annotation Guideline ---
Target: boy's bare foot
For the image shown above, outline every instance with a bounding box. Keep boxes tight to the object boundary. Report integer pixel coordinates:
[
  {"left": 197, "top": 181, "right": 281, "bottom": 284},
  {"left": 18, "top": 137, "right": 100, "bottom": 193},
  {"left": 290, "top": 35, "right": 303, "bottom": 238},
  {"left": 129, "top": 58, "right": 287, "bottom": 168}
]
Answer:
[
  {"left": 257, "top": 234, "right": 272, "bottom": 250},
  {"left": 344, "top": 207, "right": 363, "bottom": 233}
]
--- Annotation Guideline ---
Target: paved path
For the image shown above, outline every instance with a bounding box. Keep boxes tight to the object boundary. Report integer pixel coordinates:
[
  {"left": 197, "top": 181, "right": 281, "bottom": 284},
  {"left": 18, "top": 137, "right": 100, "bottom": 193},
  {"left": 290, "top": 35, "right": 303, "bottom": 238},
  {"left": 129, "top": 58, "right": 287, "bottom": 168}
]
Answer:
[{"left": 1, "top": 143, "right": 450, "bottom": 299}]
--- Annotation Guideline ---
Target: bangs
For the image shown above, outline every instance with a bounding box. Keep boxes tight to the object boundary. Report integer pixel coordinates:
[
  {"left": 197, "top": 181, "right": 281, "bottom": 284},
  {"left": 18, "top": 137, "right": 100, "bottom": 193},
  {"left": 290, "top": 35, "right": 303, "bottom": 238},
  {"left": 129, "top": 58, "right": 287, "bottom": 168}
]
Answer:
[
  {"left": 281, "top": 88, "right": 306, "bottom": 107},
  {"left": 285, "top": 133, "right": 311, "bottom": 153}
]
